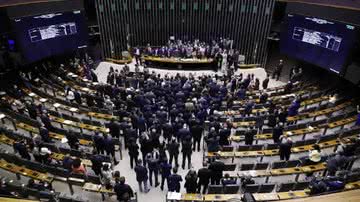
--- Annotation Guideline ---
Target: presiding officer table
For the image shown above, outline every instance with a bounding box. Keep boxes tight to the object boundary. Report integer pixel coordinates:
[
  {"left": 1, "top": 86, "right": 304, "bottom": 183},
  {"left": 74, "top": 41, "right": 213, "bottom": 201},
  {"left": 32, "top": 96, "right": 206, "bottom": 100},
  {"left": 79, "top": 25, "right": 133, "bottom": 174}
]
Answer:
[{"left": 143, "top": 56, "right": 217, "bottom": 70}]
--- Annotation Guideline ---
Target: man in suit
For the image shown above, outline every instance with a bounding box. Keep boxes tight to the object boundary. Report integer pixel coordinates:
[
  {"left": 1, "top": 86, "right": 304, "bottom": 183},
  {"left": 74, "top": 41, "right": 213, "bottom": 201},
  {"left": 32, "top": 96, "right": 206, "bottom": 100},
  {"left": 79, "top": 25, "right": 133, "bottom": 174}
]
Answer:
[
  {"left": 272, "top": 59, "right": 283, "bottom": 81},
  {"left": 190, "top": 121, "right": 203, "bottom": 152},
  {"left": 13, "top": 140, "right": 31, "bottom": 160},
  {"left": 90, "top": 150, "right": 105, "bottom": 176},
  {"left": 262, "top": 75, "right": 270, "bottom": 90},
  {"left": 168, "top": 167, "right": 183, "bottom": 192},
  {"left": 104, "top": 134, "right": 118, "bottom": 165},
  {"left": 114, "top": 177, "right": 134, "bottom": 202},
  {"left": 39, "top": 125, "right": 51, "bottom": 143},
  {"left": 272, "top": 123, "right": 284, "bottom": 143},
  {"left": 108, "top": 119, "right": 120, "bottom": 139},
  {"left": 134, "top": 159, "right": 149, "bottom": 193},
  {"left": 167, "top": 137, "right": 180, "bottom": 167},
  {"left": 181, "top": 136, "right": 193, "bottom": 169},
  {"left": 197, "top": 167, "right": 211, "bottom": 194},
  {"left": 146, "top": 148, "right": 160, "bottom": 187},
  {"left": 209, "top": 157, "right": 225, "bottom": 185},
  {"left": 159, "top": 159, "right": 172, "bottom": 191},
  {"left": 128, "top": 140, "right": 139, "bottom": 169}
]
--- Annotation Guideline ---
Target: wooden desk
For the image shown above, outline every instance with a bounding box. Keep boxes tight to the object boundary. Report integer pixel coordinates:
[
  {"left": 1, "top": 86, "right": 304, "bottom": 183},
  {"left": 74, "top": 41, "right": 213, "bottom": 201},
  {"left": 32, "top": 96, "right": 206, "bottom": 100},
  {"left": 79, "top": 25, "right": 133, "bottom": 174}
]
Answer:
[
  {"left": 0, "top": 159, "right": 53, "bottom": 183},
  {"left": 0, "top": 197, "right": 40, "bottom": 202},
  {"left": 143, "top": 56, "right": 214, "bottom": 64},
  {"left": 106, "top": 58, "right": 132, "bottom": 64},
  {"left": 253, "top": 193, "right": 279, "bottom": 201},
  {"left": 204, "top": 194, "right": 242, "bottom": 201},
  {"left": 16, "top": 122, "right": 92, "bottom": 146},
  {"left": 328, "top": 116, "right": 357, "bottom": 128},
  {"left": 83, "top": 182, "right": 115, "bottom": 194},
  {"left": 179, "top": 193, "right": 203, "bottom": 201},
  {"left": 301, "top": 163, "right": 327, "bottom": 173},
  {"left": 270, "top": 167, "right": 302, "bottom": 175},
  {"left": 49, "top": 115, "right": 109, "bottom": 133},
  {"left": 277, "top": 191, "right": 309, "bottom": 200}
]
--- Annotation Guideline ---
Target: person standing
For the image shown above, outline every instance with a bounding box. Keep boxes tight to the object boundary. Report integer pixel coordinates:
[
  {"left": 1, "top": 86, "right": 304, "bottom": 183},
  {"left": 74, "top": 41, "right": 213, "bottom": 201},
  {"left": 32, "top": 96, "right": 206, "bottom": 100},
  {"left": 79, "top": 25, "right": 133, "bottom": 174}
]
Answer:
[
  {"left": 209, "top": 158, "right": 225, "bottom": 185},
  {"left": 181, "top": 136, "right": 193, "bottom": 169},
  {"left": 128, "top": 140, "right": 139, "bottom": 169},
  {"left": 167, "top": 137, "right": 180, "bottom": 168},
  {"left": 262, "top": 76, "right": 270, "bottom": 90},
  {"left": 146, "top": 148, "right": 160, "bottom": 187},
  {"left": 159, "top": 159, "right": 172, "bottom": 191},
  {"left": 279, "top": 132, "right": 293, "bottom": 161},
  {"left": 168, "top": 167, "right": 183, "bottom": 192},
  {"left": 184, "top": 169, "right": 198, "bottom": 193},
  {"left": 104, "top": 134, "right": 119, "bottom": 165},
  {"left": 272, "top": 123, "right": 284, "bottom": 144},
  {"left": 134, "top": 159, "right": 149, "bottom": 193},
  {"left": 197, "top": 167, "right": 211, "bottom": 194},
  {"left": 244, "top": 127, "right": 255, "bottom": 146},
  {"left": 190, "top": 121, "right": 203, "bottom": 152},
  {"left": 114, "top": 177, "right": 134, "bottom": 202},
  {"left": 272, "top": 59, "right": 283, "bottom": 81}
]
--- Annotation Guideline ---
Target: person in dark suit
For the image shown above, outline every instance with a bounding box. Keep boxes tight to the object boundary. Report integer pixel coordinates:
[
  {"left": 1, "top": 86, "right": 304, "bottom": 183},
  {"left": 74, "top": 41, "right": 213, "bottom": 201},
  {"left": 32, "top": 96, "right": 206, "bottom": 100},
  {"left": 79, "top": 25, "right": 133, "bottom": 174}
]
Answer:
[
  {"left": 114, "top": 177, "right": 134, "bottom": 202},
  {"left": 184, "top": 169, "right": 198, "bottom": 193},
  {"left": 146, "top": 148, "right": 160, "bottom": 187},
  {"left": 128, "top": 140, "right": 139, "bottom": 169},
  {"left": 272, "top": 123, "right": 284, "bottom": 143},
  {"left": 168, "top": 167, "right": 183, "bottom": 192},
  {"left": 108, "top": 119, "right": 121, "bottom": 139},
  {"left": 181, "top": 136, "right": 193, "bottom": 169},
  {"left": 27, "top": 102, "right": 37, "bottom": 120},
  {"left": 39, "top": 125, "right": 51, "bottom": 143},
  {"left": 218, "top": 124, "right": 231, "bottom": 146},
  {"left": 159, "top": 159, "right": 172, "bottom": 191},
  {"left": 93, "top": 132, "right": 105, "bottom": 155},
  {"left": 167, "top": 137, "right": 180, "bottom": 167},
  {"left": 197, "top": 167, "right": 211, "bottom": 194},
  {"left": 221, "top": 173, "right": 237, "bottom": 185},
  {"left": 134, "top": 159, "right": 149, "bottom": 193},
  {"left": 40, "top": 112, "right": 54, "bottom": 131},
  {"left": 262, "top": 76, "right": 270, "bottom": 90},
  {"left": 104, "top": 134, "right": 118, "bottom": 165},
  {"left": 13, "top": 139, "right": 31, "bottom": 160},
  {"left": 209, "top": 158, "right": 225, "bottom": 185},
  {"left": 244, "top": 127, "right": 255, "bottom": 145},
  {"left": 66, "top": 131, "right": 79, "bottom": 150},
  {"left": 272, "top": 59, "right": 283, "bottom": 81},
  {"left": 74, "top": 90, "right": 82, "bottom": 105},
  {"left": 90, "top": 150, "right": 105, "bottom": 176},
  {"left": 190, "top": 122, "right": 203, "bottom": 152}
]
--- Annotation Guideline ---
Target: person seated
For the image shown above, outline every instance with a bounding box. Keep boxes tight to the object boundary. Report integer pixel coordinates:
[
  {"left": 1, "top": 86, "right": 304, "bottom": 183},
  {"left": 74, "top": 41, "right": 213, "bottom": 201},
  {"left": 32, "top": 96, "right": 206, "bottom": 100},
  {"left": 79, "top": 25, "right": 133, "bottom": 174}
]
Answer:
[
  {"left": 71, "top": 158, "right": 87, "bottom": 175},
  {"left": 221, "top": 173, "right": 237, "bottom": 186}
]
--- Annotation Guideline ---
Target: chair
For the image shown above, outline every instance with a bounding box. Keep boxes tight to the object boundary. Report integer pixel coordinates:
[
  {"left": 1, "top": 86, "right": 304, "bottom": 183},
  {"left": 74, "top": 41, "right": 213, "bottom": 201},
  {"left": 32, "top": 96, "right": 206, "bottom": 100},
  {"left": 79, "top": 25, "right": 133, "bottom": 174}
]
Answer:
[
  {"left": 243, "top": 184, "right": 260, "bottom": 193},
  {"left": 224, "top": 164, "right": 237, "bottom": 171},
  {"left": 277, "top": 182, "right": 296, "bottom": 192},
  {"left": 258, "top": 183, "right": 275, "bottom": 193},
  {"left": 266, "top": 144, "right": 279, "bottom": 150},
  {"left": 293, "top": 181, "right": 310, "bottom": 190},
  {"left": 207, "top": 184, "right": 223, "bottom": 194},
  {"left": 224, "top": 184, "right": 240, "bottom": 194},
  {"left": 240, "top": 163, "right": 254, "bottom": 171},
  {"left": 272, "top": 161, "right": 287, "bottom": 169},
  {"left": 254, "top": 163, "right": 269, "bottom": 170},
  {"left": 238, "top": 145, "right": 250, "bottom": 151},
  {"left": 250, "top": 145, "right": 263, "bottom": 151},
  {"left": 222, "top": 145, "right": 234, "bottom": 152},
  {"left": 286, "top": 160, "right": 301, "bottom": 168}
]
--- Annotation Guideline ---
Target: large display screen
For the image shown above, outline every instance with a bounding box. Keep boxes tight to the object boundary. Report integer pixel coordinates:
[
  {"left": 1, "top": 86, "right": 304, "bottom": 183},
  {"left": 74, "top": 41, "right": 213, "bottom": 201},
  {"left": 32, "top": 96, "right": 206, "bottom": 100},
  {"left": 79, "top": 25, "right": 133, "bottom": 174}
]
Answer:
[
  {"left": 280, "top": 14, "right": 357, "bottom": 74},
  {"left": 12, "top": 10, "right": 87, "bottom": 63}
]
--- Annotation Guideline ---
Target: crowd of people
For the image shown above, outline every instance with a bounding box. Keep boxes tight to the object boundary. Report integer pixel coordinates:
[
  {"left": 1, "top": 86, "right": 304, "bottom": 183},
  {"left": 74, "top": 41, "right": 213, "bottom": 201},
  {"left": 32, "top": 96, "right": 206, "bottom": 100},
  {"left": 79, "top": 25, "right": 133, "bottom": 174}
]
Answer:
[{"left": 4, "top": 56, "right": 360, "bottom": 202}]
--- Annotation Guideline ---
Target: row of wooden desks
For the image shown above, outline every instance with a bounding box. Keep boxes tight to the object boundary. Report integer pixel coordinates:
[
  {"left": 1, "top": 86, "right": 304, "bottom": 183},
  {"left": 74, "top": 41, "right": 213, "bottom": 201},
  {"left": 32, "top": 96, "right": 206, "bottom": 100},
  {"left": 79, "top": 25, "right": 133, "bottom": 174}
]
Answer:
[
  {"left": 23, "top": 88, "right": 117, "bottom": 121},
  {"left": 0, "top": 133, "right": 92, "bottom": 167},
  {"left": 16, "top": 122, "right": 93, "bottom": 146},
  {"left": 0, "top": 159, "right": 53, "bottom": 183}
]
